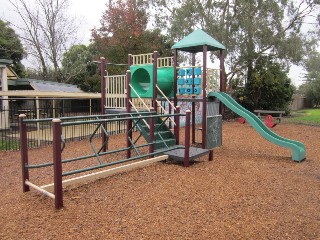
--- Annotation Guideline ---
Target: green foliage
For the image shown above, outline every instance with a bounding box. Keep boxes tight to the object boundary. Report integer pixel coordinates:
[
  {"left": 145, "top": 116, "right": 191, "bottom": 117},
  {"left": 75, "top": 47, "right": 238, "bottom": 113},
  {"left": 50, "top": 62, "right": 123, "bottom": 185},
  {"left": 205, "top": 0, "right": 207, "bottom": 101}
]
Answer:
[
  {"left": 234, "top": 56, "right": 295, "bottom": 112},
  {"left": 91, "top": 0, "right": 173, "bottom": 75},
  {"left": 301, "top": 78, "right": 320, "bottom": 106},
  {"left": 0, "top": 19, "right": 25, "bottom": 76},
  {"left": 61, "top": 44, "right": 100, "bottom": 92},
  {"left": 304, "top": 51, "right": 320, "bottom": 82}
]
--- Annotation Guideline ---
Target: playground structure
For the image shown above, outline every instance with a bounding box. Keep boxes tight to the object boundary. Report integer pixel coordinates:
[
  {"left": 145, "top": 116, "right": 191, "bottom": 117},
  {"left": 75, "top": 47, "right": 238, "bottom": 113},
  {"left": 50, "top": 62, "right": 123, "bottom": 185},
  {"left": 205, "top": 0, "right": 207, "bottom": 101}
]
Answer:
[{"left": 20, "top": 29, "right": 306, "bottom": 209}]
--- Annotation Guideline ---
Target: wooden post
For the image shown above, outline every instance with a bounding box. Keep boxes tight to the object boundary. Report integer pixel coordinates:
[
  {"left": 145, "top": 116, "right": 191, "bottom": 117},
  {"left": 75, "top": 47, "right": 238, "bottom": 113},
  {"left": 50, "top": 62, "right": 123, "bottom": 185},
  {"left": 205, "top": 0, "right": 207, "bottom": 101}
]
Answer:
[
  {"left": 184, "top": 110, "right": 191, "bottom": 167},
  {"left": 52, "top": 119, "right": 63, "bottom": 209},
  {"left": 174, "top": 106, "right": 180, "bottom": 145},
  {"left": 219, "top": 50, "right": 225, "bottom": 116},
  {"left": 173, "top": 49, "right": 178, "bottom": 108},
  {"left": 192, "top": 53, "right": 196, "bottom": 143},
  {"left": 100, "top": 57, "right": 107, "bottom": 152},
  {"left": 153, "top": 51, "right": 158, "bottom": 110},
  {"left": 126, "top": 70, "right": 132, "bottom": 159},
  {"left": 19, "top": 114, "right": 29, "bottom": 192},
  {"left": 202, "top": 45, "right": 207, "bottom": 149}
]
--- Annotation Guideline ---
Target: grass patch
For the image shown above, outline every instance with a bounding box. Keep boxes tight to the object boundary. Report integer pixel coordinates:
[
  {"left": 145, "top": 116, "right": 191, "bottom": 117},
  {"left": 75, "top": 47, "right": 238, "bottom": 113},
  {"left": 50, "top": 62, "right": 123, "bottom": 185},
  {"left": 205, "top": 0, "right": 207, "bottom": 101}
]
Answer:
[
  {"left": 285, "top": 108, "right": 320, "bottom": 125},
  {"left": 0, "top": 139, "right": 20, "bottom": 151}
]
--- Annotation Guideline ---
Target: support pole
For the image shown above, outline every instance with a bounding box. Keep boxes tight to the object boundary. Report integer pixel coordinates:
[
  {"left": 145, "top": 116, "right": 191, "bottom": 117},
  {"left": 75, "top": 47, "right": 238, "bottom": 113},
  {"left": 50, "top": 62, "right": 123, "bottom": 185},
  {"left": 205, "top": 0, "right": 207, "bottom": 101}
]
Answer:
[
  {"left": 100, "top": 57, "right": 107, "bottom": 152},
  {"left": 126, "top": 70, "right": 132, "bottom": 159},
  {"left": 153, "top": 51, "right": 158, "bottom": 111},
  {"left": 174, "top": 106, "right": 180, "bottom": 145},
  {"left": 173, "top": 49, "right": 178, "bottom": 108},
  {"left": 192, "top": 53, "right": 196, "bottom": 143},
  {"left": 202, "top": 45, "right": 208, "bottom": 149},
  {"left": 19, "top": 114, "right": 29, "bottom": 192},
  {"left": 184, "top": 110, "right": 191, "bottom": 167},
  {"left": 219, "top": 50, "right": 225, "bottom": 116},
  {"left": 52, "top": 119, "right": 63, "bottom": 209}
]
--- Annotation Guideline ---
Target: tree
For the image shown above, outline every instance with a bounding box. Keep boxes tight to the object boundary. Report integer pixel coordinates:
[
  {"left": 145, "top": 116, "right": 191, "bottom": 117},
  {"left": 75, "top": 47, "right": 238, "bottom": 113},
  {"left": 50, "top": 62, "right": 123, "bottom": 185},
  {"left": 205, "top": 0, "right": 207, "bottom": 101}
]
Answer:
[
  {"left": 235, "top": 56, "right": 295, "bottom": 111},
  {"left": 61, "top": 44, "right": 100, "bottom": 92},
  {"left": 300, "top": 50, "right": 320, "bottom": 106},
  {"left": 151, "top": 0, "right": 320, "bottom": 84},
  {"left": 0, "top": 19, "right": 25, "bottom": 76},
  {"left": 91, "top": 0, "right": 173, "bottom": 74},
  {"left": 9, "top": 0, "right": 78, "bottom": 82},
  {"left": 304, "top": 50, "right": 320, "bottom": 82}
]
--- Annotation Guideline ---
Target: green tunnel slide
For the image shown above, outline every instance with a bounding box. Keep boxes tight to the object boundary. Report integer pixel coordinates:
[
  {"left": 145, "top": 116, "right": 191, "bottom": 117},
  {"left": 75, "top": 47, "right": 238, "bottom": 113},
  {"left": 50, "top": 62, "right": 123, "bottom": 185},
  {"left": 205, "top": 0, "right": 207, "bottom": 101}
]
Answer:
[{"left": 209, "top": 92, "right": 306, "bottom": 162}]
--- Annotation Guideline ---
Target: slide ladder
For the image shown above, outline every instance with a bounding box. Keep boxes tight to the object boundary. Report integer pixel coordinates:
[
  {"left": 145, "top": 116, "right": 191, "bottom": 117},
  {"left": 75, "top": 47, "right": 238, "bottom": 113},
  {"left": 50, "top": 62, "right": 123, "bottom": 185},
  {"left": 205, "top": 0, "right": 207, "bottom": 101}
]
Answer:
[{"left": 209, "top": 92, "right": 306, "bottom": 162}]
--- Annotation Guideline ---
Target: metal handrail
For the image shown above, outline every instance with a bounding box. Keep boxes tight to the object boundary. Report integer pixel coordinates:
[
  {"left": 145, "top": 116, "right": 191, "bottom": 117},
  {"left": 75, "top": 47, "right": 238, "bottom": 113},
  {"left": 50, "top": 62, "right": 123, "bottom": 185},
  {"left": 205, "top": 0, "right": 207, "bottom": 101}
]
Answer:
[
  {"left": 129, "top": 99, "right": 150, "bottom": 129},
  {"left": 129, "top": 84, "right": 151, "bottom": 112},
  {"left": 156, "top": 84, "right": 176, "bottom": 111},
  {"left": 155, "top": 100, "right": 176, "bottom": 126}
]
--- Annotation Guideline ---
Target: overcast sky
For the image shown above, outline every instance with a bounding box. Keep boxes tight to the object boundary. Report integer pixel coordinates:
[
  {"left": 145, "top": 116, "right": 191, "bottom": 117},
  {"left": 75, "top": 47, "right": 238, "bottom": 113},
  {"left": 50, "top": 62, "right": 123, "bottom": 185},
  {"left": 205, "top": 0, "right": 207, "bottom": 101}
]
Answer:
[{"left": 0, "top": 0, "right": 307, "bottom": 86}]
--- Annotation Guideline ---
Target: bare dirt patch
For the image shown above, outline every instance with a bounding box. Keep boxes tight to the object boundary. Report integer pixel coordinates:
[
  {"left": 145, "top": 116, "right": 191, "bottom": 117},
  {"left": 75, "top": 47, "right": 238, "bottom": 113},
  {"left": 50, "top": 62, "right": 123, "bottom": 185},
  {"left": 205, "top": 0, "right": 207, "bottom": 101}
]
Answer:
[{"left": 0, "top": 122, "right": 319, "bottom": 239}]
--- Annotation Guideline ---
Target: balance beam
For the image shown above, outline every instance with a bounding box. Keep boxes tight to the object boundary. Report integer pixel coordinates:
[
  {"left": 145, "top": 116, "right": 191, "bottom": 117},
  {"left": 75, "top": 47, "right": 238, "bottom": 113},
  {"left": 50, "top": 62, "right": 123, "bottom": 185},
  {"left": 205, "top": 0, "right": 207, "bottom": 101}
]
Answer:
[{"left": 41, "top": 155, "right": 168, "bottom": 192}]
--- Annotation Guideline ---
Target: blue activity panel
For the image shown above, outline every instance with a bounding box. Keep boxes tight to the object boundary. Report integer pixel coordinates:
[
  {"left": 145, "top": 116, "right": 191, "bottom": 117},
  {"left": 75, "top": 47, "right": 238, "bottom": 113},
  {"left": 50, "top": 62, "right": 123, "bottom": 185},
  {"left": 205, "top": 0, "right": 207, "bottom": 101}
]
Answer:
[
  {"left": 178, "top": 78, "right": 185, "bottom": 85},
  {"left": 194, "top": 87, "right": 201, "bottom": 95}
]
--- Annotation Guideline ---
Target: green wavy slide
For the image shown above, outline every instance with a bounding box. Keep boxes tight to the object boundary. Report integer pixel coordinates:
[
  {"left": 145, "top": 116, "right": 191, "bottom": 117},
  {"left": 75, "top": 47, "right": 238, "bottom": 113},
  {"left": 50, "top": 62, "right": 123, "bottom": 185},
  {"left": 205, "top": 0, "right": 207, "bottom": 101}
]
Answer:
[{"left": 208, "top": 92, "right": 306, "bottom": 162}]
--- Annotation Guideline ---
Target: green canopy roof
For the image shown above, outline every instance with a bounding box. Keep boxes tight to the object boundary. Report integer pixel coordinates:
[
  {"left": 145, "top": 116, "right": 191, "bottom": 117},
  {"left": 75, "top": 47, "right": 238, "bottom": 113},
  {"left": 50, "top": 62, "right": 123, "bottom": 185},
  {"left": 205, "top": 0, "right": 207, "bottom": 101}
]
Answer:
[{"left": 171, "top": 29, "right": 225, "bottom": 53}]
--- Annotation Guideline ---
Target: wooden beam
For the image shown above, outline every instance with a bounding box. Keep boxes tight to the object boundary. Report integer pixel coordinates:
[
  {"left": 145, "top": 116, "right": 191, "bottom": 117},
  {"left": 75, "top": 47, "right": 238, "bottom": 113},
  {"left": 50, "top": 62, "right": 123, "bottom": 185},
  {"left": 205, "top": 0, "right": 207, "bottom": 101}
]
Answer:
[
  {"left": 41, "top": 155, "right": 168, "bottom": 192},
  {"left": 0, "top": 91, "right": 101, "bottom": 98},
  {"left": 25, "top": 180, "right": 55, "bottom": 199}
]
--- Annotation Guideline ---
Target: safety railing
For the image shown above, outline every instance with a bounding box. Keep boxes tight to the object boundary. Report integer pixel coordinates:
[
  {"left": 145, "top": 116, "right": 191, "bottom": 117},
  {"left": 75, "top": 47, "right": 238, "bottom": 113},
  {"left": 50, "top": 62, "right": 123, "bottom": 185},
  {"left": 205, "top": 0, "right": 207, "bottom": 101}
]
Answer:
[
  {"left": 158, "top": 57, "right": 174, "bottom": 67},
  {"left": 131, "top": 53, "right": 154, "bottom": 65},
  {"left": 20, "top": 111, "right": 185, "bottom": 209}
]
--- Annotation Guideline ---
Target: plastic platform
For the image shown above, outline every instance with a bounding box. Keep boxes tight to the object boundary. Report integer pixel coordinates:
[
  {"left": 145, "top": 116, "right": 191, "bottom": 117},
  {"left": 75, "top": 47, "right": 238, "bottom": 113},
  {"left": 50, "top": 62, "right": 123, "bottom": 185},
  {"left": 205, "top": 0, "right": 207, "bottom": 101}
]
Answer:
[{"left": 163, "top": 145, "right": 212, "bottom": 161}]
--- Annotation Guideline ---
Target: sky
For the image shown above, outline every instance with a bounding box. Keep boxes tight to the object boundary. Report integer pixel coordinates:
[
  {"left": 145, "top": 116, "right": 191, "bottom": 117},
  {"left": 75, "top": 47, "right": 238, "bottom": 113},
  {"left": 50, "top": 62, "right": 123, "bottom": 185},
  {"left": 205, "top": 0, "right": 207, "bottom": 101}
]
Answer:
[{"left": 0, "top": 0, "right": 308, "bottom": 86}]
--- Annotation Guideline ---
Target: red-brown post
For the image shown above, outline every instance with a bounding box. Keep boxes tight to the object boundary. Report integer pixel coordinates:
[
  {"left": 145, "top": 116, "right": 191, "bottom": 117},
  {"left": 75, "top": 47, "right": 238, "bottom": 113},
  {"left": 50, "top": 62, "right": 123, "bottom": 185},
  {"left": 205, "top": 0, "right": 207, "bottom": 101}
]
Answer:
[
  {"left": 219, "top": 50, "right": 225, "bottom": 116},
  {"left": 174, "top": 106, "right": 180, "bottom": 145},
  {"left": 52, "top": 119, "right": 63, "bottom": 209},
  {"left": 184, "top": 110, "right": 191, "bottom": 167},
  {"left": 173, "top": 49, "right": 178, "bottom": 108},
  {"left": 100, "top": 57, "right": 107, "bottom": 152},
  {"left": 153, "top": 51, "right": 158, "bottom": 110},
  {"left": 126, "top": 70, "right": 132, "bottom": 159},
  {"left": 19, "top": 114, "right": 29, "bottom": 192},
  {"left": 192, "top": 53, "right": 196, "bottom": 143},
  {"left": 202, "top": 45, "right": 208, "bottom": 149}
]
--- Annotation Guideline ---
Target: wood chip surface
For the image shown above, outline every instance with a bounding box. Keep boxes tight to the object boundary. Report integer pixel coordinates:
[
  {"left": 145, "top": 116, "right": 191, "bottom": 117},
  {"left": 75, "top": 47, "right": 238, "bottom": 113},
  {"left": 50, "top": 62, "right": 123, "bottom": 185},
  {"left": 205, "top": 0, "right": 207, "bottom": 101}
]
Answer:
[{"left": 0, "top": 122, "right": 319, "bottom": 239}]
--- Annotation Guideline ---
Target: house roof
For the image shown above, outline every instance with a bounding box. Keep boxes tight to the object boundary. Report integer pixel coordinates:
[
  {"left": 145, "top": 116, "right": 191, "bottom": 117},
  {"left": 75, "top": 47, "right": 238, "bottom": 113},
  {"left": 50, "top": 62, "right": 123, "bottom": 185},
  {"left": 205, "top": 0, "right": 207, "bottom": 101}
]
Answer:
[
  {"left": 171, "top": 29, "right": 226, "bottom": 53},
  {"left": 8, "top": 79, "right": 83, "bottom": 93}
]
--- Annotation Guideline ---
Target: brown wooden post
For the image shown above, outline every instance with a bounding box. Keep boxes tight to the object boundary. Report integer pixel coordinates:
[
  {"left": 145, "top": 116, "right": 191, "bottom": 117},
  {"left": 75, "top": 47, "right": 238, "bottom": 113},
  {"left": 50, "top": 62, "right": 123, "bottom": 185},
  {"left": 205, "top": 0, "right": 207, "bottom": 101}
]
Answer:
[
  {"left": 219, "top": 50, "right": 225, "bottom": 116},
  {"left": 202, "top": 45, "right": 208, "bottom": 149},
  {"left": 128, "top": 54, "right": 132, "bottom": 69},
  {"left": 153, "top": 51, "right": 158, "bottom": 111},
  {"left": 192, "top": 53, "right": 196, "bottom": 143},
  {"left": 19, "top": 114, "right": 29, "bottom": 192},
  {"left": 173, "top": 49, "right": 178, "bottom": 107},
  {"left": 52, "top": 119, "right": 63, "bottom": 209},
  {"left": 184, "top": 110, "right": 191, "bottom": 167},
  {"left": 100, "top": 57, "right": 107, "bottom": 152},
  {"left": 174, "top": 106, "right": 180, "bottom": 145},
  {"left": 126, "top": 70, "right": 132, "bottom": 159}
]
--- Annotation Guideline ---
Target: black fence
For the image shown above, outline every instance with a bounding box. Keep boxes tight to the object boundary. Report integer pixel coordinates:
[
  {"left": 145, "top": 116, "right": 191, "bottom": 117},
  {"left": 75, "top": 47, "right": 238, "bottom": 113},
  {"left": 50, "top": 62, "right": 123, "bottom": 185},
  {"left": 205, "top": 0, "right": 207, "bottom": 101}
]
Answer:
[{"left": 0, "top": 98, "right": 128, "bottom": 151}]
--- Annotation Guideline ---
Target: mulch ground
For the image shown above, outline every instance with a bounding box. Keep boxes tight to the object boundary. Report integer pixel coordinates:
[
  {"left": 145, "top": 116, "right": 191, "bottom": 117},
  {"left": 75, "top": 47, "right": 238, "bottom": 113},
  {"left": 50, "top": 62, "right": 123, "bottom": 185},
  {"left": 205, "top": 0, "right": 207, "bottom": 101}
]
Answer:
[{"left": 0, "top": 121, "right": 319, "bottom": 240}]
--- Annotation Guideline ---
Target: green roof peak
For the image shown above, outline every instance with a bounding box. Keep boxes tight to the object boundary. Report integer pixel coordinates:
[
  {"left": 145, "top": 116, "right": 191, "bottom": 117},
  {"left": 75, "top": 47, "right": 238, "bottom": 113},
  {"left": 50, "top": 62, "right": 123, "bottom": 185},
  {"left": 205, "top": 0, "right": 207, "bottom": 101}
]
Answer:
[{"left": 171, "top": 29, "right": 225, "bottom": 53}]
